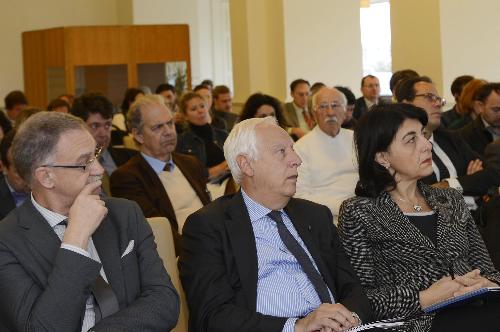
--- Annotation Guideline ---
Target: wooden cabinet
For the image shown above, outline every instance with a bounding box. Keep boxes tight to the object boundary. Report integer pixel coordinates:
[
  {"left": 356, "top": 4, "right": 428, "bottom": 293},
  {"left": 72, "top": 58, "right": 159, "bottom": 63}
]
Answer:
[{"left": 22, "top": 25, "right": 191, "bottom": 107}]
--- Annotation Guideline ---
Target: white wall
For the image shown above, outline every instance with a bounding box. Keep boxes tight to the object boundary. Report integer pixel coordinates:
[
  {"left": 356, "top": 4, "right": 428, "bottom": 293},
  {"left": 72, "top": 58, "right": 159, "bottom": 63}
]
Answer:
[
  {"left": 440, "top": 0, "right": 500, "bottom": 102},
  {"left": 0, "top": 0, "right": 119, "bottom": 107},
  {"left": 282, "top": 0, "right": 363, "bottom": 100}
]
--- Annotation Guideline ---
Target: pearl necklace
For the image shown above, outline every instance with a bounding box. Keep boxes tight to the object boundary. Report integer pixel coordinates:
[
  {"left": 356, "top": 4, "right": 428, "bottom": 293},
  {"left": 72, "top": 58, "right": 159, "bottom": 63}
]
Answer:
[{"left": 394, "top": 196, "right": 423, "bottom": 212}]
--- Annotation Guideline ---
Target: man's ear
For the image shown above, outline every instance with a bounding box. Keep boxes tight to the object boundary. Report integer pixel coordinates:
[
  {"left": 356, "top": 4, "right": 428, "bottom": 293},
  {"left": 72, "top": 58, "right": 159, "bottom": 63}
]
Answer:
[
  {"left": 236, "top": 154, "right": 254, "bottom": 178},
  {"left": 375, "top": 151, "right": 390, "bottom": 169},
  {"left": 34, "top": 167, "right": 55, "bottom": 189},
  {"left": 132, "top": 128, "right": 144, "bottom": 145}
]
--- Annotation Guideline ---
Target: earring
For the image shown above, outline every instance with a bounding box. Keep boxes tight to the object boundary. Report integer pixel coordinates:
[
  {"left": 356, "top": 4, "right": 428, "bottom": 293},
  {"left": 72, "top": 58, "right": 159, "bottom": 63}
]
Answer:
[{"left": 385, "top": 164, "right": 390, "bottom": 170}]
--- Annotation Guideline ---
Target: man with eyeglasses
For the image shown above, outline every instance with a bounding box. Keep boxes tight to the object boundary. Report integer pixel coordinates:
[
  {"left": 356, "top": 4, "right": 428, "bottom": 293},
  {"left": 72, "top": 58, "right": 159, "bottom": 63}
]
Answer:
[
  {"left": 353, "top": 75, "right": 380, "bottom": 120},
  {"left": 0, "top": 112, "right": 179, "bottom": 331},
  {"left": 397, "top": 76, "right": 499, "bottom": 201},
  {"left": 71, "top": 93, "right": 137, "bottom": 194},
  {"left": 294, "top": 87, "right": 358, "bottom": 220}
]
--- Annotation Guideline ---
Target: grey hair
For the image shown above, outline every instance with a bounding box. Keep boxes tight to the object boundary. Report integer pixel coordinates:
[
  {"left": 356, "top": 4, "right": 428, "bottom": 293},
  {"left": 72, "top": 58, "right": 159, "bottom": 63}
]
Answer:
[
  {"left": 223, "top": 116, "right": 277, "bottom": 184},
  {"left": 311, "top": 87, "right": 347, "bottom": 111},
  {"left": 127, "top": 94, "right": 171, "bottom": 134},
  {"left": 12, "top": 111, "right": 87, "bottom": 185}
]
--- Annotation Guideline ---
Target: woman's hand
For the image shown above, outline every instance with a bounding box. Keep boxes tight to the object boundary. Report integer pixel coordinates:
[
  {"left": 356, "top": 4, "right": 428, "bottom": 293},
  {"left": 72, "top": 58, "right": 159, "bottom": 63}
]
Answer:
[{"left": 419, "top": 276, "right": 464, "bottom": 308}]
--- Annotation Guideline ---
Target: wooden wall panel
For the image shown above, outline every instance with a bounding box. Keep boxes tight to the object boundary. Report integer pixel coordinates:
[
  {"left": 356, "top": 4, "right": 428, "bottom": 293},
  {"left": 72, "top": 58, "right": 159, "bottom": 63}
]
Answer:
[{"left": 22, "top": 30, "right": 47, "bottom": 108}]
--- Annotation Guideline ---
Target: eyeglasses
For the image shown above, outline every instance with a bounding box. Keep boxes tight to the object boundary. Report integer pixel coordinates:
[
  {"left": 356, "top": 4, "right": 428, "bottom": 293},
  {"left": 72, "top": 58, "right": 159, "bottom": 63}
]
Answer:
[
  {"left": 41, "top": 146, "right": 103, "bottom": 172},
  {"left": 415, "top": 93, "right": 446, "bottom": 107},
  {"left": 317, "top": 102, "right": 344, "bottom": 112},
  {"left": 88, "top": 122, "right": 112, "bottom": 131}
]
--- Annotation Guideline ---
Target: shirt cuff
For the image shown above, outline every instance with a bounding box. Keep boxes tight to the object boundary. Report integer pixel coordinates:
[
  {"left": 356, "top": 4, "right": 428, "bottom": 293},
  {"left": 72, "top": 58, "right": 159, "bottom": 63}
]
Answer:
[
  {"left": 282, "top": 318, "right": 298, "bottom": 332},
  {"left": 61, "top": 243, "right": 91, "bottom": 259},
  {"left": 444, "top": 178, "right": 463, "bottom": 193}
]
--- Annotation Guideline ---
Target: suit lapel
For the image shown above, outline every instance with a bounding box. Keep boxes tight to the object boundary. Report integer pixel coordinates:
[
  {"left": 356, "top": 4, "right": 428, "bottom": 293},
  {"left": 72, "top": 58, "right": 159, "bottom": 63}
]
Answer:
[
  {"left": 92, "top": 213, "right": 126, "bottom": 305},
  {"left": 224, "top": 193, "right": 258, "bottom": 310},
  {"left": 284, "top": 200, "right": 338, "bottom": 297},
  {"left": 0, "top": 177, "right": 16, "bottom": 217}
]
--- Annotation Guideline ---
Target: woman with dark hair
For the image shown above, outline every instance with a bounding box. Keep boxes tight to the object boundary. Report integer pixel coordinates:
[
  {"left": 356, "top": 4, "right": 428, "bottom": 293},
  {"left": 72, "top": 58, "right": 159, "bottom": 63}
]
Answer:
[
  {"left": 176, "top": 91, "right": 229, "bottom": 182},
  {"left": 239, "top": 92, "right": 288, "bottom": 129},
  {"left": 338, "top": 103, "right": 500, "bottom": 332}
]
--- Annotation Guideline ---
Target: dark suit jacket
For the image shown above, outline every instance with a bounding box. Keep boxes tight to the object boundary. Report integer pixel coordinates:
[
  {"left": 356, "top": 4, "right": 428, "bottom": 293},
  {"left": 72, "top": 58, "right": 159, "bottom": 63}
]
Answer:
[
  {"left": 110, "top": 153, "right": 211, "bottom": 252},
  {"left": 283, "top": 102, "right": 300, "bottom": 127},
  {"left": 0, "top": 197, "right": 179, "bottom": 332},
  {"left": 0, "top": 175, "right": 16, "bottom": 220},
  {"left": 421, "top": 128, "right": 499, "bottom": 195},
  {"left": 353, "top": 97, "right": 368, "bottom": 120},
  {"left": 179, "top": 193, "right": 372, "bottom": 332},
  {"left": 107, "top": 145, "right": 138, "bottom": 168},
  {"left": 458, "top": 116, "right": 494, "bottom": 157},
  {"left": 440, "top": 105, "right": 461, "bottom": 128},
  {"left": 339, "top": 183, "right": 500, "bottom": 331},
  {"left": 485, "top": 139, "right": 500, "bottom": 172}
]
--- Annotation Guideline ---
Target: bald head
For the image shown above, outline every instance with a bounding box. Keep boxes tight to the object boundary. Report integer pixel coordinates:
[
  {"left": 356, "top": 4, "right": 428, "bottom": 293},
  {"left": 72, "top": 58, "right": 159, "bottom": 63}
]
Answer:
[{"left": 312, "top": 87, "right": 346, "bottom": 137}]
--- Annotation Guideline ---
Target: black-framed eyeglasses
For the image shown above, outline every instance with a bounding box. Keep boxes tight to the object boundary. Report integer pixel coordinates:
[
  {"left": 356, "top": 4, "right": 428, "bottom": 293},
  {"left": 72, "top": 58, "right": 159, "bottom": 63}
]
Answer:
[
  {"left": 415, "top": 93, "right": 446, "bottom": 107},
  {"left": 41, "top": 146, "right": 103, "bottom": 172}
]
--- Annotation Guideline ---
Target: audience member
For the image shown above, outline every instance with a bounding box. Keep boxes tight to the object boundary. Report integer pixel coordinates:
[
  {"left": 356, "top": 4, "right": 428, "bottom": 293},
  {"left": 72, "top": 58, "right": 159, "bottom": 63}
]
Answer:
[
  {"left": 212, "top": 85, "right": 237, "bottom": 132},
  {"left": 0, "top": 111, "right": 13, "bottom": 143},
  {"left": 0, "top": 131, "right": 30, "bottom": 219},
  {"left": 179, "top": 117, "right": 372, "bottom": 332},
  {"left": 336, "top": 86, "right": 357, "bottom": 130},
  {"left": 47, "top": 97, "right": 71, "bottom": 113},
  {"left": 58, "top": 93, "right": 75, "bottom": 107},
  {"left": 441, "top": 75, "right": 474, "bottom": 128},
  {"left": 353, "top": 75, "right": 380, "bottom": 119},
  {"left": 110, "top": 95, "right": 211, "bottom": 251},
  {"left": 200, "top": 79, "right": 214, "bottom": 91},
  {"left": 283, "top": 79, "right": 314, "bottom": 139},
  {"left": 114, "top": 87, "right": 144, "bottom": 132},
  {"left": 176, "top": 91, "right": 230, "bottom": 181},
  {"left": 193, "top": 84, "right": 213, "bottom": 111},
  {"left": 451, "top": 78, "right": 488, "bottom": 129},
  {"left": 3, "top": 90, "right": 28, "bottom": 124},
  {"left": 389, "top": 69, "right": 419, "bottom": 97},
  {"left": 14, "top": 107, "right": 42, "bottom": 128},
  {"left": 156, "top": 83, "right": 179, "bottom": 113},
  {"left": 459, "top": 83, "right": 500, "bottom": 156},
  {"left": 0, "top": 112, "right": 179, "bottom": 331},
  {"left": 239, "top": 92, "right": 288, "bottom": 129},
  {"left": 71, "top": 93, "right": 137, "bottom": 194},
  {"left": 294, "top": 87, "right": 358, "bottom": 219},
  {"left": 339, "top": 103, "right": 500, "bottom": 332},
  {"left": 396, "top": 76, "right": 498, "bottom": 197}
]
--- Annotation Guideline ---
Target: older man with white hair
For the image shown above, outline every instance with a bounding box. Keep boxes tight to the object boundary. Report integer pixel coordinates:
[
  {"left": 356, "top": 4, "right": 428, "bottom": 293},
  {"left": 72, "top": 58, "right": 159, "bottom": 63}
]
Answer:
[
  {"left": 294, "top": 87, "right": 358, "bottom": 219},
  {"left": 179, "top": 117, "right": 372, "bottom": 332}
]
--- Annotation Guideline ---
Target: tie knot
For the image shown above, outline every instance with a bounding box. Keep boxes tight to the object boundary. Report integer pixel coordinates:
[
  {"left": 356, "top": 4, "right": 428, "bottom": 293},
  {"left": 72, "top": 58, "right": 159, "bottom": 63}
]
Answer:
[
  {"left": 267, "top": 210, "right": 283, "bottom": 223},
  {"left": 58, "top": 219, "right": 68, "bottom": 227},
  {"left": 163, "top": 162, "right": 172, "bottom": 172}
]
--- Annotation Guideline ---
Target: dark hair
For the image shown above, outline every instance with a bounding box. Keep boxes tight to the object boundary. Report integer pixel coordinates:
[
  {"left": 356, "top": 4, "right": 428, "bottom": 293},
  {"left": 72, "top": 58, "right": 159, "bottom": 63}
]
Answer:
[
  {"left": 1, "top": 130, "right": 16, "bottom": 168},
  {"left": 47, "top": 98, "right": 70, "bottom": 112},
  {"left": 450, "top": 75, "right": 474, "bottom": 100},
  {"left": 361, "top": 75, "right": 377, "bottom": 87},
  {"left": 395, "top": 76, "right": 433, "bottom": 102},
  {"left": 213, "top": 85, "right": 231, "bottom": 99},
  {"left": 474, "top": 83, "right": 500, "bottom": 103},
  {"left": 335, "top": 86, "right": 356, "bottom": 105},
  {"left": 4, "top": 90, "right": 28, "bottom": 110},
  {"left": 290, "top": 79, "right": 310, "bottom": 93},
  {"left": 0, "top": 111, "right": 13, "bottom": 137},
  {"left": 201, "top": 79, "right": 214, "bottom": 89},
  {"left": 193, "top": 84, "right": 210, "bottom": 92},
  {"left": 155, "top": 83, "right": 175, "bottom": 94},
  {"left": 239, "top": 93, "right": 288, "bottom": 129},
  {"left": 120, "top": 88, "right": 144, "bottom": 114},
  {"left": 71, "top": 92, "right": 114, "bottom": 121},
  {"left": 390, "top": 69, "right": 419, "bottom": 92},
  {"left": 354, "top": 103, "right": 428, "bottom": 198}
]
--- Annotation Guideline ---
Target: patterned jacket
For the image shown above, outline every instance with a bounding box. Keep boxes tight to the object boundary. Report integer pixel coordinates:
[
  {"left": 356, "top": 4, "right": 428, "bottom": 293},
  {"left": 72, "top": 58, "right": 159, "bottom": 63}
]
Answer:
[{"left": 338, "top": 182, "right": 500, "bottom": 332}]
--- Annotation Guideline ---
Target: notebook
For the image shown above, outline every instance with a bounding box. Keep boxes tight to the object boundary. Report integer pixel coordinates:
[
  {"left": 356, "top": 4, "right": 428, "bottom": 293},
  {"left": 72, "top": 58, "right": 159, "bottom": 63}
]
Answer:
[
  {"left": 422, "top": 286, "right": 500, "bottom": 313},
  {"left": 345, "top": 317, "right": 405, "bottom": 332}
]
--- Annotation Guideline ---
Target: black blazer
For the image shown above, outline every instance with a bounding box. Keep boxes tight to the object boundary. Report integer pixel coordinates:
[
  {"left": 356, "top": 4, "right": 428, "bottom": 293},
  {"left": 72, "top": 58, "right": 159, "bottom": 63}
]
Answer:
[
  {"left": 458, "top": 116, "right": 494, "bottom": 157},
  {"left": 0, "top": 198, "right": 179, "bottom": 331},
  {"left": 107, "top": 145, "right": 138, "bottom": 168},
  {"left": 179, "top": 192, "right": 372, "bottom": 332},
  {"left": 353, "top": 97, "right": 368, "bottom": 120},
  {"left": 421, "top": 128, "right": 499, "bottom": 195},
  {"left": 0, "top": 175, "right": 16, "bottom": 220},
  {"left": 338, "top": 183, "right": 500, "bottom": 332}
]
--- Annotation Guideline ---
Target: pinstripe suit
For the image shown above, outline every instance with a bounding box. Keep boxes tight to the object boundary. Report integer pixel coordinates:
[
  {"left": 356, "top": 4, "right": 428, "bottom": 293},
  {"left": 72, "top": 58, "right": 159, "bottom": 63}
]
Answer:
[{"left": 338, "top": 182, "right": 500, "bottom": 332}]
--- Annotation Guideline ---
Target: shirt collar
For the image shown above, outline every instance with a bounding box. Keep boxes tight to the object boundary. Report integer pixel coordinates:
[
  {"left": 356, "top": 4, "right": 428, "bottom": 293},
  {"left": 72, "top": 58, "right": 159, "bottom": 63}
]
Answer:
[
  {"left": 141, "top": 152, "right": 175, "bottom": 174},
  {"left": 30, "top": 193, "right": 67, "bottom": 228},
  {"left": 241, "top": 189, "right": 284, "bottom": 223}
]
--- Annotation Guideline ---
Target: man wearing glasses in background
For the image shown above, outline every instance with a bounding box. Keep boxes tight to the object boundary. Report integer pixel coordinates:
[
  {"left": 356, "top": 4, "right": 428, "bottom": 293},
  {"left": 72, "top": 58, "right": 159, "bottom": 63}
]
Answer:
[
  {"left": 294, "top": 87, "right": 358, "bottom": 221},
  {"left": 71, "top": 93, "right": 137, "bottom": 195},
  {"left": 396, "top": 76, "right": 500, "bottom": 203},
  {"left": 0, "top": 112, "right": 179, "bottom": 331},
  {"left": 353, "top": 75, "right": 380, "bottom": 120}
]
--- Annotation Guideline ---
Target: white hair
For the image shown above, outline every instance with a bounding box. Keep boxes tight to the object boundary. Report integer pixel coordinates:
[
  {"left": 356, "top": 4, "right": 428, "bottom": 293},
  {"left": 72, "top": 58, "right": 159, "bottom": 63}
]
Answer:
[
  {"left": 311, "top": 87, "right": 347, "bottom": 111},
  {"left": 224, "top": 116, "right": 277, "bottom": 184}
]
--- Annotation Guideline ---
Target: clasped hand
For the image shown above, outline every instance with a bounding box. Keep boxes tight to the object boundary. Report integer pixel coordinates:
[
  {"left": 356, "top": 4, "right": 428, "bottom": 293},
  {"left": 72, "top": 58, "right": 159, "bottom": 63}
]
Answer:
[{"left": 294, "top": 303, "right": 360, "bottom": 332}]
